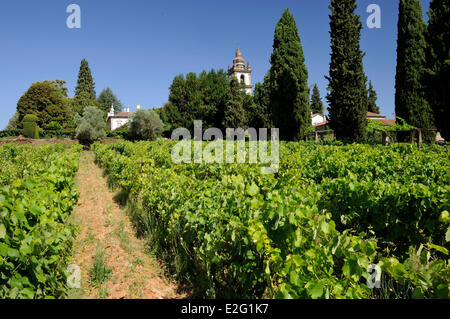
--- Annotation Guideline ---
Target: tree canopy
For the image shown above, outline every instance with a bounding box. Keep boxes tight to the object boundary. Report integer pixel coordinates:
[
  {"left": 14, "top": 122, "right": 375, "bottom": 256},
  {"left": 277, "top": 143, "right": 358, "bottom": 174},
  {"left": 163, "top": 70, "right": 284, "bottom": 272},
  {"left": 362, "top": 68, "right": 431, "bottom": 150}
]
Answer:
[
  {"left": 310, "top": 84, "right": 324, "bottom": 114},
  {"left": 129, "top": 109, "right": 164, "bottom": 141},
  {"left": 395, "top": 0, "right": 435, "bottom": 143},
  {"left": 425, "top": 0, "right": 450, "bottom": 140},
  {"left": 326, "top": 0, "right": 368, "bottom": 142},
  {"left": 75, "top": 59, "right": 96, "bottom": 100},
  {"left": 97, "top": 88, "right": 123, "bottom": 115},
  {"left": 367, "top": 81, "right": 380, "bottom": 114},
  {"left": 266, "top": 8, "right": 311, "bottom": 141},
  {"left": 74, "top": 106, "right": 106, "bottom": 144},
  {"left": 16, "top": 81, "right": 70, "bottom": 129}
]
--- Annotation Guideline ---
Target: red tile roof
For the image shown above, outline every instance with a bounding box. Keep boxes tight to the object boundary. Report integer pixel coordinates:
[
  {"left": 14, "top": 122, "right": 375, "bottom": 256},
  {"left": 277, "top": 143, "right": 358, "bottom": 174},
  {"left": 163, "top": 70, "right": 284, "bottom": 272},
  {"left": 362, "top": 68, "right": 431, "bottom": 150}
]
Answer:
[
  {"left": 367, "top": 112, "right": 386, "bottom": 118},
  {"left": 313, "top": 121, "right": 328, "bottom": 127},
  {"left": 108, "top": 112, "right": 133, "bottom": 119},
  {"left": 369, "top": 118, "right": 396, "bottom": 126}
]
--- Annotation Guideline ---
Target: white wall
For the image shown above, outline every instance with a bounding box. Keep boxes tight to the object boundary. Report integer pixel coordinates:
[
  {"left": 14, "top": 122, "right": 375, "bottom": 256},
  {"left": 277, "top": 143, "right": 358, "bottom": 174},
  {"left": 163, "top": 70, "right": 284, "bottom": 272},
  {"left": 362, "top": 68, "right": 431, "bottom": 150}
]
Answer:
[
  {"left": 234, "top": 72, "right": 248, "bottom": 86},
  {"left": 111, "top": 118, "right": 130, "bottom": 130},
  {"left": 312, "top": 114, "right": 326, "bottom": 125}
]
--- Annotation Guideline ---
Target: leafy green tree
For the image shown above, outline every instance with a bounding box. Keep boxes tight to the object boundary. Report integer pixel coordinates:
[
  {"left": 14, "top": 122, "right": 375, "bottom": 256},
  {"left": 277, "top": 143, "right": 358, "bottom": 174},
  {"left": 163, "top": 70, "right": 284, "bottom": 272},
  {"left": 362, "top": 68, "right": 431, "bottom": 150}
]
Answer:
[
  {"left": 168, "top": 69, "right": 230, "bottom": 131},
  {"left": 5, "top": 112, "right": 19, "bottom": 130},
  {"left": 129, "top": 109, "right": 164, "bottom": 141},
  {"left": 73, "top": 106, "right": 106, "bottom": 144},
  {"left": 168, "top": 74, "right": 191, "bottom": 129},
  {"left": 159, "top": 102, "right": 182, "bottom": 134},
  {"left": 367, "top": 81, "right": 380, "bottom": 114},
  {"left": 42, "top": 80, "right": 69, "bottom": 97},
  {"left": 425, "top": 0, "right": 450, "bottom": 140},
  {"left": 222, "top": 78, "right": 249, "bottom": 129},
  {"left": 75, "top": 59, "right": 96, "bottom": 100},
  {"left": 326, "top": 0, "right": 368, "bottom": 142},
  {"left": 97, "top": 88, "right": 123, "bottom": 115},
  {"left": 266, "top": 8, "right": 311, "bottom": 141},
  {"left": 395, "top": 0, "right": 435, "bottom": 143},
  {"left": 310, "top": 84, "right": 324, "bottom": 114},
  {"left": 16, "top": 81, "right": 69, "bottom": 129},
  {"left": 198, "top": 69, "right": 229, "bottom": 129}
]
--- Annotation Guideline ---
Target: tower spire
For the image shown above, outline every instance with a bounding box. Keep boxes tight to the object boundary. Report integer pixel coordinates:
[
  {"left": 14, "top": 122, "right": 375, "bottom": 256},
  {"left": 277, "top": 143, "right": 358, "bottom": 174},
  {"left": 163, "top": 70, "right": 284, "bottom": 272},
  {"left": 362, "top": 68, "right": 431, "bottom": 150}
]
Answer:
[{"left": 228, "top": 48, "right": 253, "bottom": 95}]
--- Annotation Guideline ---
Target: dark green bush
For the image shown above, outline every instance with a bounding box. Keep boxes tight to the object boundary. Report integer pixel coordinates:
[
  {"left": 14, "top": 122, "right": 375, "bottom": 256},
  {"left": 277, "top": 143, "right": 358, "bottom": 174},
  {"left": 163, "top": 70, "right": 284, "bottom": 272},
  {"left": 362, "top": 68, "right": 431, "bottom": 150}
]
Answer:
[
  {"left": 129, "top": 109, "right": 164, "bottom": 141},
  {"left": 0, "top": 130, "right": 22, "bottom": 138},
  {"left": 22, "top": 114, "right": 39, "bottom": 139},
  {"left": 73, "top": 106, "right": 106, "bottom": 144}
]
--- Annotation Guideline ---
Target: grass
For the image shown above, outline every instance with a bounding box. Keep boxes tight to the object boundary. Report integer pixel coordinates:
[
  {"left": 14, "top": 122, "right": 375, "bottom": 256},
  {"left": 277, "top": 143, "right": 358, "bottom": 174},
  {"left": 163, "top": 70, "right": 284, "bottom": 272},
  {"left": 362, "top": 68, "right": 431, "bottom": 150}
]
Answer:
[
  {"left": 89, "top": 243, "right": 112, "bottom": 286},
  {"left": 114, "top": 220, "right": 132, "bottom": 253},
  {"left": 98, "top": 286, "right": 109, "bottom": 299}
]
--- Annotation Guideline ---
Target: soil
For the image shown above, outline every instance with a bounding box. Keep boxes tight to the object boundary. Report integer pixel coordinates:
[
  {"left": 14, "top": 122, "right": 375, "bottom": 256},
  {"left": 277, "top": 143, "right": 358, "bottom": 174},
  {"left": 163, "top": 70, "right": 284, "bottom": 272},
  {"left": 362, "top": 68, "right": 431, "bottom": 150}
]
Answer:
[
  {"left": 0, "top": 137, "right": 77, "bottom": 146},
  {"left": 69, "top": 151, "right": 185, "bottom": 299}
]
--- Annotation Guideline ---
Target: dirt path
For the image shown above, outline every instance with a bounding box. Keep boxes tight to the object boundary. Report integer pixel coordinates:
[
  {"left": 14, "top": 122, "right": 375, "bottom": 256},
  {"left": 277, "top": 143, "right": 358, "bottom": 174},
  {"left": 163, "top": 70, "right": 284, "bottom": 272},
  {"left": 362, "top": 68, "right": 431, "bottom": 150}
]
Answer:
[{"left": 69, "top": 151, "right": 184, "bottom": 299}]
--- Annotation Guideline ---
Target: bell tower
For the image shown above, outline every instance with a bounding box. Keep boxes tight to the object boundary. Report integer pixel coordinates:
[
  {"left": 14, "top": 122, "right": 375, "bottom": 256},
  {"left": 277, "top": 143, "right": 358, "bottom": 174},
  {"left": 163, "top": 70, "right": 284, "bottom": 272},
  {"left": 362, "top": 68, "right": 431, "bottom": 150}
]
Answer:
[{"left": 227, "top": 48, "right": 253, "bottom": 95}]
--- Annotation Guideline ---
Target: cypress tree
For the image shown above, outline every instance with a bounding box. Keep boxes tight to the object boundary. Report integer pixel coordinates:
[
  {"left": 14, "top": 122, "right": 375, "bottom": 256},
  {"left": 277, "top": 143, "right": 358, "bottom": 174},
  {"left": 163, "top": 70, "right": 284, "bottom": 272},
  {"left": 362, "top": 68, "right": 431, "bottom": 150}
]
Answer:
[
  {"left": 310, "top": 84, "right": 324, "bottom": 114},
  {"left": 222, "top": 78, "right": 248, "bottom": 129},
  {"left": 267, "top": 8, "right": 311, "bottom": 141},
  {"left": 75, "top": 59, "right": 96, "bottom": 100},
  {"left": 326, "top": 0, "right": 368, "bottom": 142},
  {"left": 425, "top": 0, "right": 450, "bottom": 141},
  {"left": 251, "top": 80, "right": 272, "bottom": 129},
  {"left": 367, "top": 81, "right": 380, "bottom": 114},
  {"left": 395, "top": 0, "right": 434, "bottom": 143}
]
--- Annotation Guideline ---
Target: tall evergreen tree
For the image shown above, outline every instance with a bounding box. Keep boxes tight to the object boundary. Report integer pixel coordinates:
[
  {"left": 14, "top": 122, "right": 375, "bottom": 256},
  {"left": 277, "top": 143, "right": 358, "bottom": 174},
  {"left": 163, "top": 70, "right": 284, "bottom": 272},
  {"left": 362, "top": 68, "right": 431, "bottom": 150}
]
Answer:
[
  {"left": 326, "top": 0, "right": 368, "bottom": 142},
  {"left": 425, "top": 0, "right": 450, "bottom": 141},
  {"left": 75, "top": 59, "right": 96, "bottom": 100},
  {"left": 97, "top": 88, "right": 122, "bottom": 115},
  {"left": 266, "top": 8, "right": 311, "bottom": 141},
  {"left": 222, "top": 78, "right": 248, "bottom": 129},
  {"left": 251, "top": 81, "right": 272, "bottom": 129},
  {"left": 367, "top": 81, "right": 380, "bottom": 114},
  {"left": 310, "top": 84, "right": 324, "bottom": 114},
  {"left": 395, "top": 0, "right": 434, "bottom": 143}
]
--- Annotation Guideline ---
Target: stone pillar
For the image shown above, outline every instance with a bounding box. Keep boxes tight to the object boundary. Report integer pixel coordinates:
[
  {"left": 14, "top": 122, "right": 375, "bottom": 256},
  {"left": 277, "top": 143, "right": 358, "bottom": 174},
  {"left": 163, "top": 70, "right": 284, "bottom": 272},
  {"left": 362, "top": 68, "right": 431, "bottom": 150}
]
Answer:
[
  {"left": 417, "top": 129, "right": 422, "bottom": 149},
  {"left": 382, "top": 132, "right": 388, "bottom": 146}
]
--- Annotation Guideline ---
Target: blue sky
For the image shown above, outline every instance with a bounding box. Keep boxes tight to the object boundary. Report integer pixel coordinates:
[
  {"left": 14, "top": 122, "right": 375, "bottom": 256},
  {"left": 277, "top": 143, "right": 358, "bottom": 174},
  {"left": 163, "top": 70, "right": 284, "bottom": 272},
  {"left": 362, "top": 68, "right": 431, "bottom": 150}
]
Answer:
[{"left": 0, "top": 0, "right": 432, "bottom": 129}]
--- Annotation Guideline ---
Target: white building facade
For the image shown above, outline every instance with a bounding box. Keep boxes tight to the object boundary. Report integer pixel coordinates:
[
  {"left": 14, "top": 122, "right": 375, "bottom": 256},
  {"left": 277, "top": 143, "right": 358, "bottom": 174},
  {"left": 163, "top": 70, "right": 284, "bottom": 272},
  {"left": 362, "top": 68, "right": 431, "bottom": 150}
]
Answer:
[
  {"left": 312, "top": 113, "right": 327, "bottom": 126},
  {"left": 107, "top": 104, "right": 141, "bottom": 130}
]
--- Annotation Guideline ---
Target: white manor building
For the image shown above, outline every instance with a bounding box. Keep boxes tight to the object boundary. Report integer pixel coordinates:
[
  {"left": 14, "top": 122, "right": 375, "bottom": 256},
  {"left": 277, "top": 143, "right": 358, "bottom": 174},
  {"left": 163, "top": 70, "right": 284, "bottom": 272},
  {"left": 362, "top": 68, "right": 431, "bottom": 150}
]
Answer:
[
  {"left": 228, "top": 48, "right": 253, "bottom": 95},
  {"left": 107, "top": 104, "right": 141, "bottom": 130}
]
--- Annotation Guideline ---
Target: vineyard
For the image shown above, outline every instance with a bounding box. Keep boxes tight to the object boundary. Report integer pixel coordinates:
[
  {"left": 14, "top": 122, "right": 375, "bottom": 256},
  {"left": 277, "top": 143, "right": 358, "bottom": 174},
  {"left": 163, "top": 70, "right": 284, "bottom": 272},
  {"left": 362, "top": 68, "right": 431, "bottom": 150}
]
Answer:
[
  {"left": 0, "top": 143, "right": 82, "bottom": 298},
  {"left": 0, "top": 141, "right": 448, "bottom": 299},
  {"left": 92, "top": 141, "right": 449, "bottom": 299}
]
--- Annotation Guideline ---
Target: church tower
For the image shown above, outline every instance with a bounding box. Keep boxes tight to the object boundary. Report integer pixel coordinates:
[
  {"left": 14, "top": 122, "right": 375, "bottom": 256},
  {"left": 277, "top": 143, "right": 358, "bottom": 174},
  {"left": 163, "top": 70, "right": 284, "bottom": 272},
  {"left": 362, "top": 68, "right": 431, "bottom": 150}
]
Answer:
[{"left": 227, "top": 48, "right": 253, "bottom": 95}]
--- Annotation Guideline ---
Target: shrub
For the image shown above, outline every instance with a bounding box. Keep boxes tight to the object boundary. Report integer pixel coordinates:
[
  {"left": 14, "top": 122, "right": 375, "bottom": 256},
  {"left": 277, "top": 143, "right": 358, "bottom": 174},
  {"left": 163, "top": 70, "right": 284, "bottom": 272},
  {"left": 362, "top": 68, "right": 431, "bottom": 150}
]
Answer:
[
  {"left": 129, "top": 109, "right": 164, "bottom": 141},
  {"left": 44, "top": 121, "right": 63, "bottom": 138},
  {"left": 73, "top": 106, "right": 106, "bottom": 144},
  {"left": 0, "top": 130, "right": 22, "bottom": 138},
  {"left": 22, "top": 114, "right": 40, "bottom": 139}
]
